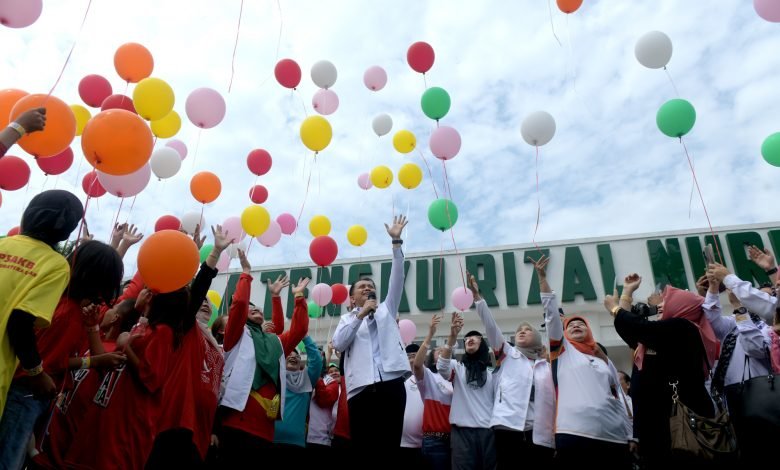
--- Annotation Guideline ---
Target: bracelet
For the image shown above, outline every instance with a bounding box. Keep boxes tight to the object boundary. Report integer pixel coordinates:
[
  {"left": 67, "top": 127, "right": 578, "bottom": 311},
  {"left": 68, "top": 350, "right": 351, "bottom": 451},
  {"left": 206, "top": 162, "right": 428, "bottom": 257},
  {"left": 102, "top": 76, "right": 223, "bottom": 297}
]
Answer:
[
  {"left": 7, "top": 122, "right": 26, "bottom": 137},
  {"left": 25, "top": 363, "right": 44, "bottom": 377},
  {"left": 86, "top": 324, "right": 100, "bottom": 333},
  {"left": 81, "top": 356, "right": 91, "bottom": 369},
  {"left": 620, "top": 295, "right": 633, "bottom": 303},
  {"left": 766, "top": 267, "right": 778, "bottom": 276},
  {"left": 391, "top": 239, "right": 403, "bottom": 245},
  {"left": 610, "top": 305, "right": 621, "bottom": 316}
]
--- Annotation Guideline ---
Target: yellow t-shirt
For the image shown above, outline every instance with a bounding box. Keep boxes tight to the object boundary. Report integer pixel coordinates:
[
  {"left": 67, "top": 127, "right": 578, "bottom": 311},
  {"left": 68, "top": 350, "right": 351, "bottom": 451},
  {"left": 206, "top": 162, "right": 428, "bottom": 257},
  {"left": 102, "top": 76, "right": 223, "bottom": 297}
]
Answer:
[{"left": 0, "top": 235, "right": 70, "bottom": 419}]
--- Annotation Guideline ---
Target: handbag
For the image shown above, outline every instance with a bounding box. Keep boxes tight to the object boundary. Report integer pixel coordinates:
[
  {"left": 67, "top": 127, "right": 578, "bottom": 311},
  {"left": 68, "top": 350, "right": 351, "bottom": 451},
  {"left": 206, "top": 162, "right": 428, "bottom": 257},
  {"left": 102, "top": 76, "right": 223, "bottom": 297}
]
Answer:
[
  {"left": 669, "top": 380, "right": 738, "bottom": 461},
  {"left": 723, "top": 352, "right": 780, "bottom": 428}
]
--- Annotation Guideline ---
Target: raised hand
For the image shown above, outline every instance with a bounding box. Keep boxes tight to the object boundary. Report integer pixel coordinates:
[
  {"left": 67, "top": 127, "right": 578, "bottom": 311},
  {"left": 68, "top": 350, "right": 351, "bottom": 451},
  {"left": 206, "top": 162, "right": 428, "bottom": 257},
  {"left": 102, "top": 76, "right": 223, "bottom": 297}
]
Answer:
[
  {"left": 429, "top": 313, "right": 443, "bottom": 337},
  {"left": 466, "top": 272, "right": 482, "bottom": 300},
  {"left": 623, "top": 273, "right": 642, "bottom": 295},
  {"left": 267, "top": 274, "right": 290, "bottom": 297},
  {"left": 262, "top": 321, "right": 276, "bottom": 333},
  {"left": 121, "top": 224, "right": 144, "bottom": 246},
  {"left": 193, "top": 224, "right": 207, "bottom": 249},
  {"left": 604, "top": 287, "right": 619, "bottom": 315},
  {"left": 384, "top": 214, "right": 408, "bottom": 240},
  {"left": 748, "top": 245, "right": 775, "bottom": 271},
  {"left": 238, "top": 249, "right": 252, "bottom": 274},
  {"left": 450, "top": 312, "right": 464, "bottom": 337},
  {"left": 527, "top": 254, "right": 550, "bottom": 279},
  {"left": 135, "top": 289, "right": 153, "bottom": 315},
  {"left": 707, "top": 262, "right": 730, "bottom": 284},
  {"left": 14, "top": 108, "right": 46, "bottom": 133},
  {"left": 292, "top": 277, "right": 310, "bottom": 296},
  {"left": 695, "top": 275, "right": 709, "bottom": 297},
  {"left": 81, "top": 303, "right": 101, "bottom": 328},
  {"left": 211, "top": 225, "right": 233, "bottom": 253},
  {"left": 110, "top": 222, "right": 127, "bottom": 248}
]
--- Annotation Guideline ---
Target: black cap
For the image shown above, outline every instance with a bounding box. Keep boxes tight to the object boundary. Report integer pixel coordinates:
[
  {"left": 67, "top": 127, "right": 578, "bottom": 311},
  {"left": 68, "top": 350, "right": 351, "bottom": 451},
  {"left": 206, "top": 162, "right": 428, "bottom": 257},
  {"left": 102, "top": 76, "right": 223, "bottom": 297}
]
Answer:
[{"left": 464, "top": 330, "right": 483, "bottom": 338}]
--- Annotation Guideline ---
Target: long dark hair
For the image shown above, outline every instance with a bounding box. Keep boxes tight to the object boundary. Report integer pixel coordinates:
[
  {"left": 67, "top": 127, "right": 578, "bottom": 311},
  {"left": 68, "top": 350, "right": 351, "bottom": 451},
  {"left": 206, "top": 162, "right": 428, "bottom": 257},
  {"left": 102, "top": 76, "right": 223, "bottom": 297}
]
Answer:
[{"left": 66, "top": 240, "right": 124, "bottom": 304}]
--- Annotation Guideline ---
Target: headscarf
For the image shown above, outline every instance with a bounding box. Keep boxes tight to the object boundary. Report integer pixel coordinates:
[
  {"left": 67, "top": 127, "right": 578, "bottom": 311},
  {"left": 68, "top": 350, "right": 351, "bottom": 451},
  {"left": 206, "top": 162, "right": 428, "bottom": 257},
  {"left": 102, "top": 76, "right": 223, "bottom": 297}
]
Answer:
[
  {"left": 462, "top": 331, "right": 490, "bottom": 389},
  {"left": 285, "top": 351, "right": 313, "bottom": 394},
  {"left": 515, "top": 321, "right": 544, "bottom": 360},
  {"left": 20, "top": 190, "right": 83, "bottom": 246},
  {"left": 246, "top": 321, "right": 283, "bottom": 391},
  {"left": 563, "top": 316, "right": 609, "bottom": 364}
]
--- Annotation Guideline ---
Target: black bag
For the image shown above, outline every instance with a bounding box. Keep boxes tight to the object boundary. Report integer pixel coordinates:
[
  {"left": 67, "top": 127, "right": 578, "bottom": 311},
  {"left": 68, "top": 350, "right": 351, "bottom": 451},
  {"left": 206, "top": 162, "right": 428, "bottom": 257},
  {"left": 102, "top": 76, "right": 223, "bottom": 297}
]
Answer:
[{"left": 724, "top": 354, "right": 780, "bottom": 428}]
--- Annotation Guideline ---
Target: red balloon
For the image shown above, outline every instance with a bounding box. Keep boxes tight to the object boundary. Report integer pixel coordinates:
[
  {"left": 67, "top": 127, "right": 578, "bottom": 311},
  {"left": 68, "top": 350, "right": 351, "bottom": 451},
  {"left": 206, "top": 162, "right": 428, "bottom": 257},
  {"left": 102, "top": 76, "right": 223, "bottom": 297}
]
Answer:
[
  {"left": 309, "top": 235, "right": 338, "bottom": 267},
  {"left": 0, "top": 156, "right": 31, "bottom": 191},
  {"left": 7, "top": 226, "right": 20, "bottom": 237},
  {"left": 407, "top": 42, "right": 435, "bottom": 74},
  {"left": 82, "top": 170, "right": 107, "bottom": 198},
  {"left": 249, "top": 185, "right": 268, "bottom": 204},
  {"left": 36, "top": 147, "right": 73, "bottom": 176},
  {"left": 101, "top": 94, "right": 137, "bottom": 114},
  {"left": 556, "top": 0, "right": 583, "bottom": 14},
  {"left": 331, "top": 283, "right": 348, "bottom": 305},
  {"left": 274, "top": 59, "right": 302, "bottom": 89},
  {"left": 79, "top": 74, "right": 113, "bottom": 108},
  {"left": 247, "top": 149, "right": 272, "bottom": 176},
  {"left": 155, "top": 215, "right": 181, "bottom": 232}
]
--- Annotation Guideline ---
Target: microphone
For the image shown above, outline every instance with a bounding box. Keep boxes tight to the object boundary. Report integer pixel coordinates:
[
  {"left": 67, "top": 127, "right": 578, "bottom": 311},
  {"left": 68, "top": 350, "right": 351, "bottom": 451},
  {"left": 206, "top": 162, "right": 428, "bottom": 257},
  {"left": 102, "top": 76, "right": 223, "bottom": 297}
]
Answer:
[{"left": 367, "top": 291, "right": 377, "bottom": 319}]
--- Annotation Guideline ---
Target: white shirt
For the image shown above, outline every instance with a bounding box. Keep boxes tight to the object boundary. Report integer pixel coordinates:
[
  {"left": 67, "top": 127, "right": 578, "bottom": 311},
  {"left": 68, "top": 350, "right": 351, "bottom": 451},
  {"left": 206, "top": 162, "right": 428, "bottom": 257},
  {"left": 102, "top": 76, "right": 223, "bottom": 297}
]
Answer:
[
  {"left": 401, "top": 376, "right": 424, "bottom": 448},
  {"left": 723, "top": 274, "right": 777, "bottom": 323},
  {"left": 437, "top": 358, "right": 495, "bottom": 429}
]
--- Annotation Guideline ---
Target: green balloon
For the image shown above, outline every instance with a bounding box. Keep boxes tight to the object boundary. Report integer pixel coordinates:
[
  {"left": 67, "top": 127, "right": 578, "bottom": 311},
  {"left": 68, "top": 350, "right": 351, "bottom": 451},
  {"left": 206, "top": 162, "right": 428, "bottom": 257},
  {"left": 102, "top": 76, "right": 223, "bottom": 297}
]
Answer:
[
  {"left": 421, "top": 87, "right": 451, "bottom": 121},
  {"left": 199, "top": 244, "right": 213, "bottom": 263},
  {"left": 307, "top": 301, "right": 321, "bottom": 318},
  {"left": 428, "top": 198, "right": 458, "bottom": 231},
  {"left": 656, "top": 98, "right": 696, "bottom": 138},
  {"left": 761, "top": 132, "right": 780, "bottom": 167},
  {"left": 207, "top": 303, "right": 218, "bottom": 328}
]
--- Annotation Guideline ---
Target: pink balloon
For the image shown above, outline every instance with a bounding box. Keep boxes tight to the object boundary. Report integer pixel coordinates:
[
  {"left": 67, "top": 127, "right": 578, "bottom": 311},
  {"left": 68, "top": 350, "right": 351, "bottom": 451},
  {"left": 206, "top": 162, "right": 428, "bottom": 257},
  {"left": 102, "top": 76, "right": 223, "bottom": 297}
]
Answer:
[
  {"left": 166, "top": 139, "right": 188, "bottom": 160},
  {"left": 0, "top": 0, "right": 42, "bottom": 28},
  {"left": 258, "top": 220, "right": 282, "bottom": 247},
  {"left": 185, "top": 87, "right": 226, "bottom": 129},
  {"left": 36, "top": 148, "right": 73, "bottom": 176},
  {"left": 222, "top": 216, "right": 247, "bottom": 242},
  {"left": 363, "top": 66, "right": 388, "bottom": 91},
  {"left": 430, "top": 126, "right": 462, "bottom": 160},
  {"left": 216, "top": 250, "right": 230, "bottom": 271},
  {"left": 357, "top": 172, "right": 372, "bottom": 190},
  {"left": 451, "top": 287, "right": 475, "bottom": 311},
  {"left": 312, "top": 283, "right": 333, "bottom": 307},
  {"left": 312, "top": 89, "right": 339, "bottom": 116},
  {"left": 755, "top": 0, "right": 780, "bottom": 22},
  {"left": 79, "top": 74, "right": 113, "bottom": 108},
  {"left": 277, "top": 213, "right": 297, "bottom": 235},
  {"left": 101, "top": 94, "right": 136, "bottom": 113},
  {"left": 399, "top": 319, "right": 417, "bottom": 345},
  {"left": 97, "top": 164, "right": 151, "bottom": 198}
]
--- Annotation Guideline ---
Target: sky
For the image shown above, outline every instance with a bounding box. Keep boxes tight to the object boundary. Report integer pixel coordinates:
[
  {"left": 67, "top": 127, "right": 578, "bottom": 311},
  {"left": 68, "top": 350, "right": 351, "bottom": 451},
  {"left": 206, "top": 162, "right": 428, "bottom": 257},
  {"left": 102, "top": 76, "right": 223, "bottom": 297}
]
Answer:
[{"left": 1, "top": 0, "right": 780, "bottom": 274}]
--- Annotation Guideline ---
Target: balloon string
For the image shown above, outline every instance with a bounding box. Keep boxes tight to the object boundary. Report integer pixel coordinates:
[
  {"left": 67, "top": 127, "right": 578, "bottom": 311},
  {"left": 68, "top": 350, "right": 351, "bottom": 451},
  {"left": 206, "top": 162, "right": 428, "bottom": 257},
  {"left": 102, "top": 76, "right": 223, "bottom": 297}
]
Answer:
[
  {"left": 441, "top": 160, "right": 454, "bottom": 201},
  {"left": 253, "top": 0, "right": 284, "bottom": 91},
  {"left": 416, "top": 149, "right": 439, "bottom": 198},
  {"left": 127, "top": 195, "right": 137, "bottom": 222},
  {"left": 441, "top": 162, "right": 466, "bottom": 290},
  {"left": 680, "top": 137, "right": 723, "bottom": 264},
  {"left": 547, "top": 0, "right": 563, "bottom": 47},
  {"left": 423, "top": 73, "right": 428, "bottom": 90},
  {"left": 47, "top": 0, "right": 93, "bottom": 97},
  {"left": 111, "top": 198, "right": 125, "bottom": 238},
  {"left": 249, "top": 175, "right": 258, "bottom": 201},
  {"left": 688, "top": 150, "right": 695, "bottom": 219},
  {"left": 295, "top": 89, "right": 308, "bottom": 117},
  {"left": 247, "top": 236, "right": 254, "bottom": 255},
  {"left": 228, "top": 0, "right": 245, "bottom": 92},
  {"left": 192, "top": 129, "right": 203, "bottom": 168},
  {"left": 438, "top": 235, "right": 446, "bottom": 312},
  {"left": 295, "top": 153, "right": 316, "bottom": 228},
  {"left": 663, "top": 67, "right": 681, "bottom": 97},
  {"left": 532, "top": 145, "right": 543, "bottom": 255},
  {"left": 565, "top": 14, "right": 578, "bottom": 93}
]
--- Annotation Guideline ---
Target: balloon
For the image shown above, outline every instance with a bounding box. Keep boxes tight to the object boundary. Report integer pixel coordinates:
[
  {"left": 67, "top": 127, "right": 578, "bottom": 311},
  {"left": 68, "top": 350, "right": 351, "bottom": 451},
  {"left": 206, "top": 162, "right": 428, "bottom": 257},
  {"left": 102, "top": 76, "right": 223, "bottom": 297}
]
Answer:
[
  {"left": 407, "top": 42, "right": 435, "bottom": 74},
  {"left": 347, "top": 225, "right": 368, "bottom": 247},
  {"left": 556, "top": 0, "right": 583, "bottom": 13},
  {"left": 155, "top": 215, "right": 181, "bottom": 232},
  {"left": 241, "top": 205, "right": 270, "bottom": 237},
  {"left": 190, "top": 171, "right": 221, "bottom": 204},
  {"left": 761, "top": 133, "right": 780, "bottom": 166},
  {"left": 137, "top": 230, "right": 199, "bottom": 294},
  {"left": 0, "top": 89, "right": 27, "bottom": 128},
  {"left": 101, "top": 94, "right": 136, "bottom": 114},
  {"left": 372, "top": 113, "right": 393, "bottom": 137},
  {"left": 429, "top": 126, "right": 461, "bottom": 160},
  {"left": 166, "top": 139, "right": 187, "bottom": 160},
  {"left": 310, "top": 236, "right": 338, "bottom": 267},
  {"left": 97, "top": 164, "right": 151, "bottom": 198},
  {"left": 311, "top": 60, "right": 338, "bottom": 89},
  {"left": 428, "top": 198, "right": 458, "bottom": 231},
  {"left": 300, "top": 116, "right": 332, "bottom": 152},
  {"left": 181, "top": 212, "right": 206, "bottom": 234},
  {"left": 331, "top": 283, "right": 348, "bottom": 305},
  {"left": 312, "top": 89, "right": 339, "bottom": 115},
  {"left": 150, "top": 147, "right": 181, "bottom": 179},
  {"left": 207, "top": 306, "right": 218, "bottom": 328},
  {"left": 656, "top": 99, "right": 696, "bottom": 138},
  {"left": 451, "top": 287, "right": 475, "bottom": 311},
  {"left": 399, "top": 319, "right": 417, "bottom": 345},
  {"left": 132, "top": 77, "right": 174, "bottom": 121},
  {"left": 114, "top": 43, "right": 154, "bottom": 83},
  {"left": 635, "top": 31, "right": 673, "bottom": 69},
  {"left": 207, "top": 290, "right": 222, "bottom": 308},
  {"left": 150, "top": 110, "right": 181, "bottom": 138},
  {"left": 249, "top": 185, "right": 269, "bottom": 204},
  {"left": 223, "top": 216, "right": 247, "bottom": 242},
  {"left": 755, "top": 0, "right": 780, "bottom": 22},
  {"left": 370, "top": 165, "right": 393, "bottom": 189},
  {"left": 393, "top": 130, "right": 416, "bottom": 154},
  {"left": 216, "top": 250, "right": 230, "bottom": 271},
  {"left": 70, "top": 104, "right": 91, "bottom": 136},
  {"left": 312, "top": 283, "right": 333, "bottom": 306},
  {"left": 521, "top": 111, "right": 556, "bottom": 146},
  {"left": 227, "top": 240, "right": 247, "bottom": 259},
  {"left": 421, "top": 87, "right": 451, "bottom": 121},
  {"left": 309, "top": 215, "right": 331, "bottom": 237},
  {"left": 186, "top": 88, "right": 226, "bottom": 129},
  {"left": 82, "top": 109, "right": 153, "bottom": 175},
  {"left": 357, "top": 172, "right": 372, "bottom": 190},
  {"left": 81, "top": 171, "right": 106, "bottom": 198},
  {"left": 398, "top": 163, "right": 423, "bottom": 189},
  {"left": 199, "top": 244, "right": 213, "bottom": 263},
  {"left": 0, "top": 0, "right": 42, "bottom": 28},
  {"left": 78, "top": 74, "right": 112, "bottom": 108},
  {"left": 7, "top": 226, "right": 20, "bottom": 236},
  {"left": 363, "top": 66, "right": 387, "bottom": 91},
  {"left": 277, "top": 213, "right": 297, "bottom": 235},
  {"left": 307, "top": 301, "right": 322, "bottom": 318},
  {"left": 274, "top": 58, "right": 302, "bottom": 89},
  {"left": 36, "top": 147, "right": 73, "bottom": 176},
  {"left": 258, "top": 220, "right": 282, "bottom": 247},
  {"left": 247, "top": 149, "right": 272, "bottom": 176},
  {"left": 0, "top": 156, "right": 30, "bottom": 190},
  {"left": 10, "top": 94, "right": 76, "bottom": 157}
]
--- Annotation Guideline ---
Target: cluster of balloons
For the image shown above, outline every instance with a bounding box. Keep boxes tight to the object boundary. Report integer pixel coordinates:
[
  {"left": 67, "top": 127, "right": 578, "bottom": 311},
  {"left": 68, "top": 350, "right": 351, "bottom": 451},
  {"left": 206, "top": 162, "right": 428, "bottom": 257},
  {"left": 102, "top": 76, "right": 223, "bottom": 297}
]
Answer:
[
  {"left": 307, "top": 283, "right": 349, "bottom": 318},
  {"left": 311, "top": 60, "right": 339, "bottom": 115},
  {"left": 358, "top": 163, "right": 423, "bottom": 191}
]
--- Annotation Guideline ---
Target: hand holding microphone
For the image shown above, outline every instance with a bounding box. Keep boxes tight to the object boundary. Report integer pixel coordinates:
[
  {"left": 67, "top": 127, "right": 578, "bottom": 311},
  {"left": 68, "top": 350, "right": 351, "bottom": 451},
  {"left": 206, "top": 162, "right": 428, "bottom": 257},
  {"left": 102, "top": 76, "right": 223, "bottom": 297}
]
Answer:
[{"left": 361, "top": 291, "right": 378, "bottom": 320}]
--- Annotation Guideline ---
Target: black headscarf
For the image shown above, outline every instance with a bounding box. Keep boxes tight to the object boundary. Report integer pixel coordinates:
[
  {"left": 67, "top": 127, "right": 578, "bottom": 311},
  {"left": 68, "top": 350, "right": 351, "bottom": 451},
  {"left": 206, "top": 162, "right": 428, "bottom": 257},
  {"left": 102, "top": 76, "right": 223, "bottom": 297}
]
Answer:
[
  {"left": 20, "top": 190, "right": 83, "bottom": 247},
  {"left": 462, "top": 330, "right": 490, "bottom": 389}
]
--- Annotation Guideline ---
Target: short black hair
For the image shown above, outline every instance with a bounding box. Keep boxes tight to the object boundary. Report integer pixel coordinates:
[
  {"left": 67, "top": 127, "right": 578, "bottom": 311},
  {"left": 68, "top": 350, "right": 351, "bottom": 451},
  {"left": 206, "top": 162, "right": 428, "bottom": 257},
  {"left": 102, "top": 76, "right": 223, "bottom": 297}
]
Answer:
[
  {"left": 67, "top": 241, "right": 124, "bottom": 305},
  {"left": 349, "top": 277, "right": 376, "bottom": 296}
]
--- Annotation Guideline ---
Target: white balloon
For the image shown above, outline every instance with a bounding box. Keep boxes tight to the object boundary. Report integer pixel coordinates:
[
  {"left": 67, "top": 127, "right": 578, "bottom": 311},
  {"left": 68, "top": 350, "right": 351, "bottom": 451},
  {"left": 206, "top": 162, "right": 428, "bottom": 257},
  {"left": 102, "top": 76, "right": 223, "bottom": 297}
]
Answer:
[
  {"left": 150, "top": 147, "right": 182, "bottom": 179},
  {"left": 311, "top": 60, "right": 338, "bottom": 89},
  {"left": 635, "top": 31, "right": 673, "bottom": 69},
  {"left": 372, "top": 113, "right": 393, "bottom": 137},
  {"left": 227, "top": 240, "right": 247, "bottom": 259},
  {"left": 181, "top": 212, "right": 206, "bottom": 234},
  {"left": 521, "top": 111, "right": 556, "bottom": 147}
]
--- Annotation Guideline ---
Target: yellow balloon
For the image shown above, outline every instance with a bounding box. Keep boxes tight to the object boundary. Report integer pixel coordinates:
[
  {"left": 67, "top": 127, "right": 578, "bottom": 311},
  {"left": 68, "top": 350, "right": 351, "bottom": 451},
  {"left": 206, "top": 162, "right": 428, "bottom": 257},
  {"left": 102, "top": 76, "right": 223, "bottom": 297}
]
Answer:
[
  {"left": 69, "top": 104, "right": 91, "bottom": 136},
  {"left": 150, "top": 110, "right": 181, "bottom": 138},
  {"left": 347, "top": 225, "right": 368, "bottom": 247},
  {"left": 309, "top": 215, "right": 331, "bottom": 237},
  {"left": 132, "top": 77, "right": 175, "bottom": 121},
  {"left": 370, "top": 165, "right": 393, "bottom": 189},
  {"left": 392, "top": 130, "right": 416, "bottom": 154},
  {"left": 207, "top": 289, "right": 222, "bottom": 308},
  {"left": 398, "top": 163, "right": 423, "bottom": 189},
  {"left": 300, "top": 116, "right": 332, "bottom": 152},
  {"left": 241, "top": 205, "right": 270, "bottom": 237}
]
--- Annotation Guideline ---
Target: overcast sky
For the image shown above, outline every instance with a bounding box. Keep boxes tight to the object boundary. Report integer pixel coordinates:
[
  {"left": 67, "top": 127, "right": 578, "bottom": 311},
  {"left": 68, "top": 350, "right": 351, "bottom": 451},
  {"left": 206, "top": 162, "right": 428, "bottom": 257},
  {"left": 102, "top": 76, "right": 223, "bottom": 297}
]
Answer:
[{"left": 2, "top": 0, "right": 779, "bottom": 273}]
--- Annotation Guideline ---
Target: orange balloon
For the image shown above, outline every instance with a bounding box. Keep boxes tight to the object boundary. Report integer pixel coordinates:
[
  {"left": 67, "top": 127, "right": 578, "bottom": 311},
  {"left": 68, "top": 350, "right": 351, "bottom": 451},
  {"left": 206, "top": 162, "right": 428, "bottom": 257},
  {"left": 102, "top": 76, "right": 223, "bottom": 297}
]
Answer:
[
  {"left": 10, "top": 94, "right": 76, "bottom": 158},
  {"left": 114, "top": 43, "right": 154, "bottom": 83},
  {"left": 137, "top": 230, "right": 200, "bottom": 294},
  {"left": 190, "top": 171, "right": 221, "bottom": 204},
  {"left": 0, "top": 89, "right": 27, "bottom": 128},
  {"left": 556, "top": 0, "right": 583, "bottom": 13},
  {"left": 81, "top": 109, "right": 153, "bottom": 175}
]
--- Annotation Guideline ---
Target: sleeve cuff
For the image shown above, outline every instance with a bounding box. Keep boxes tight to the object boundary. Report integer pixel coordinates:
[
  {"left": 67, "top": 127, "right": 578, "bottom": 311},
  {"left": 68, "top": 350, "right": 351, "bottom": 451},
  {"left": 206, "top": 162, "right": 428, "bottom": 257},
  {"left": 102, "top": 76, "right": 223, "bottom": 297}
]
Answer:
[
  {"left": 723, "top": 274, "right": 740, "bottom": 289},
  {"left": 239, "top": 273, "right": 253, "bottom": 281}
]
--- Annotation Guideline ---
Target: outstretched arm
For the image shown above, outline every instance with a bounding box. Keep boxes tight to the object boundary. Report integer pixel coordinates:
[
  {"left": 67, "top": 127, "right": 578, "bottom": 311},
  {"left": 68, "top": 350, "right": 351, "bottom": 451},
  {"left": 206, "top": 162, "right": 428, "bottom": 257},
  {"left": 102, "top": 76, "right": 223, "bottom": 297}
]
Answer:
[
  {"left": 383, "top": 214, "right": 408, "bottom": 317},
  {"left": 279, "top": 278, "right": 311, "bottom": 356},
  {"left": 469, "top": 272, "right": 504, "bottom": 351},
  {"left": 414, "top": 314, "right": 442, "bottom": 381},
  {"left": 266, "top": 275, "right": 289, "bottom": 334}
]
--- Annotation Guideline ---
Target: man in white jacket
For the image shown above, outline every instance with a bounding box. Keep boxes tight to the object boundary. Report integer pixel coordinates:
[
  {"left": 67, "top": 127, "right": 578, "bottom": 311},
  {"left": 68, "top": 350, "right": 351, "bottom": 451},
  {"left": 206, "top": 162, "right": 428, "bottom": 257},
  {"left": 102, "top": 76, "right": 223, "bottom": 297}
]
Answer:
[{"left": 332, "top": 215, "right": 410, "bottom": 463}]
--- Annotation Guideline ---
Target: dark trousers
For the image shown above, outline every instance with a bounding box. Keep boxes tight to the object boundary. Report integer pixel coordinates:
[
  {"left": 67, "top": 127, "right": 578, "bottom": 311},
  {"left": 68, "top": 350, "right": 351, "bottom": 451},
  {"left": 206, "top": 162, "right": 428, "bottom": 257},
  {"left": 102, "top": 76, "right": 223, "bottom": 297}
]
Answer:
[
  {"left": 451, "top": 425, "right": 496, "bottom": 470},
  {"left": 348, "top": 376, "right": 406, "bottom": 465},
  {"left": 219, "top": 427, "right": 272, "bottom": 469},
  {"left": 494, "top": 428, "right": 554, "bottom": 469},
  {"left": 272, "top": 442, "right": 305, "bottom": 467},
  {"left": 555, "top": 434, "right": 630, "bottom": 470},
  {"left": 399, "top": 446, "right": 426, "bottom": 469},
  {"left": 422, "top": 435, "right": 451, "bottom": 470},
  {"left": 145, "top": 428, "right": 203, "bottom": 470},
  {"left": 306, "top": 442, "right": 333, "bottom": 465}
]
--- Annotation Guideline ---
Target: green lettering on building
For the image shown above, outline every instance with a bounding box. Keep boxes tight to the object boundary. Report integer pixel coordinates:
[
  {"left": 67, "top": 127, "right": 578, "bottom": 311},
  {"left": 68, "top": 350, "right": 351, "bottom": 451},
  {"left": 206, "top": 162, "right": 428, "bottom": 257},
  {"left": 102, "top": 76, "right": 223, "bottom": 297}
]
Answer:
[
  {"left": 503, "top": 252, "right": 519, "bottom": 306},
  {"left": 524, "top": 249, "right": 549, "bottom": 305},
  {"left": 767, "top": 230, "right": 780, "bottom": 260},
  {"left": 685, "top": 235, "right": 727, "bottom": 280},
  {"left": 561, "top": 246, "right": 597, "bottom": 302},
  {"left": 287, "top": 267, "right": 313, "bottom": 318},
  {"left": 348, "top": 263, "right": 373, "bottom": 286},
  {"left": 597, "top": 244, "right": 617, "bottom": 295},
  {"left": 466, "top": 254, "right": 499, "bottom": 307},
  {"left": 726, "top": 232, "right": 769, "bottom": 286},
  {"left": 647, "top": 238, "right": 688, "bottom": 289},
  {"left": 416, "top": 258, "right": 445, "bottom": 311},
  {"left": 380, "top": 260, "right": 411, "bottom": 313},
  {"left": 260, "top": 270, "right": 287, "bottom": 320}
]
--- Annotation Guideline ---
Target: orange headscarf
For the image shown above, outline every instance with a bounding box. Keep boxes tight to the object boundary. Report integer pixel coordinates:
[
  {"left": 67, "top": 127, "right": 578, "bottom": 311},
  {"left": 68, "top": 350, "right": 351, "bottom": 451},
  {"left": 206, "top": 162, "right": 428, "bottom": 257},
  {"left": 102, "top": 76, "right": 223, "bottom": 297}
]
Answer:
[{"left": 564, "top": 316, "right": 608, "bottom": 364}]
